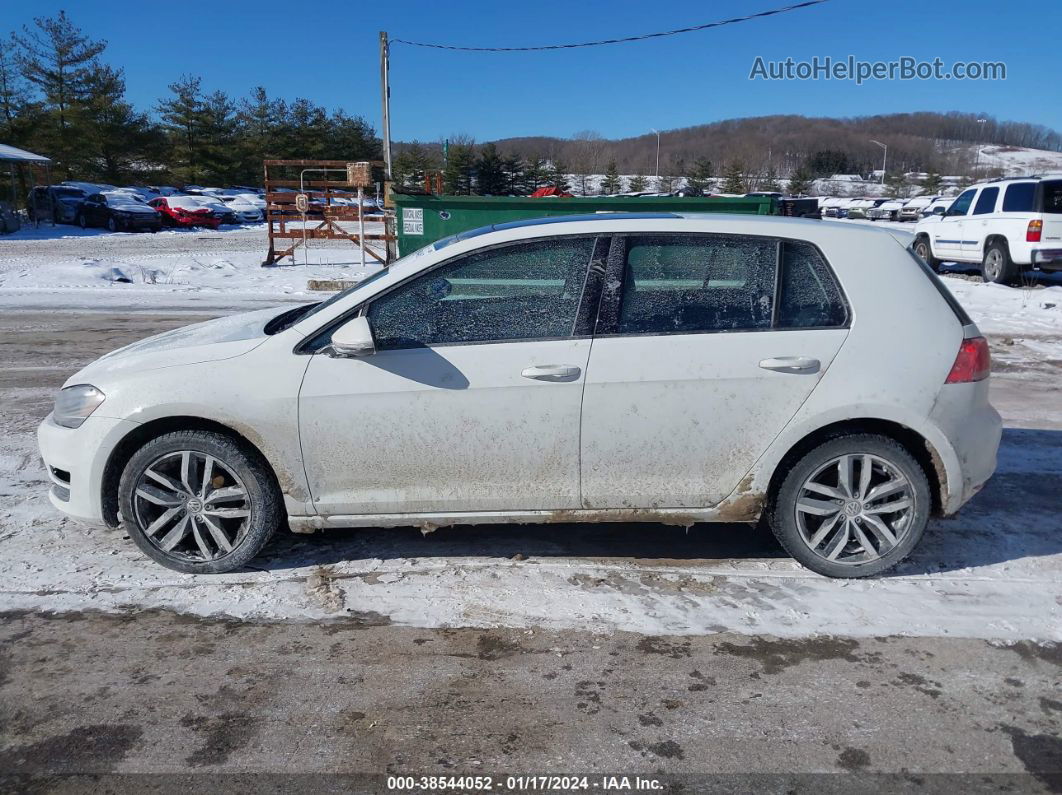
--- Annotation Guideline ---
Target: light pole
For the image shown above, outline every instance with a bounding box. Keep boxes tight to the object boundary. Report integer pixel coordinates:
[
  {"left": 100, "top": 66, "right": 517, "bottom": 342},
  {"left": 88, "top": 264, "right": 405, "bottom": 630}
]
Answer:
[
  {"left": 650, "top": 128, "right": 660, "bottom": 177},
  {"left": 870, "top": 140, "right": 887, "bottom": 185},
  {"left": 975, "top": 118, "right": 988, "bottom": 176}
]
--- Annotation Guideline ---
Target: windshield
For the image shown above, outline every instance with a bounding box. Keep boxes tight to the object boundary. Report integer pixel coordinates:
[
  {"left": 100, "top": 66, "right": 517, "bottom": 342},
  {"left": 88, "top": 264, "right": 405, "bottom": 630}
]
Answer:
[{"left": 55, "top": 188, "right": 84, "bottom": 198}]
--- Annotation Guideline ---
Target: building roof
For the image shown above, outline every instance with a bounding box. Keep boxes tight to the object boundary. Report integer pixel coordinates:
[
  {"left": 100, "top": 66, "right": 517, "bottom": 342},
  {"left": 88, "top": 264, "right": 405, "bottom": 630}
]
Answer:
[{"left": 0, "top": 144, "right": 51, "bottom": 164}]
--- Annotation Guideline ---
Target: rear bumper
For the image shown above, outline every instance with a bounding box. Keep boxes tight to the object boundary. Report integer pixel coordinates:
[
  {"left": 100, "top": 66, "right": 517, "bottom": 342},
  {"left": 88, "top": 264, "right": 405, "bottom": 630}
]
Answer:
[
  {"left": 928, "top": 382, "right": 1002, "bottom": 514},
  {"left": 1032, "top": 248, "right": 1062, "bottom": 270}
]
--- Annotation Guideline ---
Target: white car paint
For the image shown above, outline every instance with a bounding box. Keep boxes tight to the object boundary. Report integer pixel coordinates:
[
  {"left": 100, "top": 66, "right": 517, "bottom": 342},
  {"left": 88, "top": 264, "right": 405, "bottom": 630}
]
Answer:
[{"left": 38, "top": 214, "right": 1000, "bottom": 567}]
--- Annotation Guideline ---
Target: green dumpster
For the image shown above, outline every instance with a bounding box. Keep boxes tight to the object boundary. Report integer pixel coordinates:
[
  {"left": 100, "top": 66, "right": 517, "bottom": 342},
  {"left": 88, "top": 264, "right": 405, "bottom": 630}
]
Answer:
[{"left": 391, "top": 194, "right": 777, "bottom": 256}]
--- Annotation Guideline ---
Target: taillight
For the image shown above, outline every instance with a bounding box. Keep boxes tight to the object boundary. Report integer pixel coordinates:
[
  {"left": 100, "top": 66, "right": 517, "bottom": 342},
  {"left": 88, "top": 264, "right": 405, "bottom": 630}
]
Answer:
[
  {"left": 1027, "top": 219, "right": 1043, "bottom": 242},
  {"left": 945, "top": 336, "right": 990, "bottom": 383}
]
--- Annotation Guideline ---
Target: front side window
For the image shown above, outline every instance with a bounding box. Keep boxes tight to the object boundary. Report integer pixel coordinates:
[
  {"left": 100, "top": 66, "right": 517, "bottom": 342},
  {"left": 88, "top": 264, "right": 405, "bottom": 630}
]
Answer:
[
  {"left": 617, "top": 235, "right": 778, "bottom": 334},
  {"left": 972, "top": 187, "right": 999, "bottom": 215},
  {"left": 367, "top": 237, "right": 595, "bottom": 349},
  {"left": 1002, "top": 183, "right": 1035, "bottom": 212},
  {"left": 946, "top": 189, "right": 976, "bottom": 216}
]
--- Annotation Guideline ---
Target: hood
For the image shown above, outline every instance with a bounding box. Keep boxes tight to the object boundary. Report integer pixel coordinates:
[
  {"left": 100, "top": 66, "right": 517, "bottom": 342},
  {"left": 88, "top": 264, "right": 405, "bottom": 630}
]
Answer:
[
  {"left": 67, "top": 306, "right": 289, "bottom": 384},
  {"left": 111, "top": 201, "right": 158, "bottom": 214}
]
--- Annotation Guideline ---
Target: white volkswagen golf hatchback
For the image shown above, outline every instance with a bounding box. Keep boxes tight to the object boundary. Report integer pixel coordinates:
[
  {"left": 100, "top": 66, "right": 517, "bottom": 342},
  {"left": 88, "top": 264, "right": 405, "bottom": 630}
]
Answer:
[{"left": 38, "top": 214, "right": 1001, "bottom": 578}]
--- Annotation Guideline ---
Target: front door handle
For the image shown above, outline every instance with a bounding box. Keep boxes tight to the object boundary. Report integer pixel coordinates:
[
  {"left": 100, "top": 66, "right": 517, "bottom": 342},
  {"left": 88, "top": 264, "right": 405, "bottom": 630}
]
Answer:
[
  {"left": 759, "top": 356, "right": 820, "bottom": 373},
  {"left": 521, "top": 364, "right": 581, "bottom": 382}
]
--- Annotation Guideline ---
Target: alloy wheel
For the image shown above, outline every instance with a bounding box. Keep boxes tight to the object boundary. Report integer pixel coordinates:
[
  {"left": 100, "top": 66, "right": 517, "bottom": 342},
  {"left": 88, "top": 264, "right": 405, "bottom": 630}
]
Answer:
[
  {"left": 984, "top": 249, "right": 1002, "bottom": 281},
  {"left": 132, "top": 450, "right": 252, "bottom": 563},
  {"left": 794, "top": 453, "right": 916, "bottom": 565}
]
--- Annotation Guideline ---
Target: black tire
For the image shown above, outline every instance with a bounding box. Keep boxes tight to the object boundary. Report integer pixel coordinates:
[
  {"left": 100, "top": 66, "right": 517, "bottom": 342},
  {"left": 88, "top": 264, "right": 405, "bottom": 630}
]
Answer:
[
  {"left": 118, "top": 430, "right": 282, "bottom": 574},
  {"left": 78, "top": 212, "right": 88, "bottom": 229},
  {"left": 107, "top": 216, "right": 118, "bottom": 232},
  {"left": 766, "top": 434, "right": 931, "bottom": 578},
  {"left": 913, "top": 235, "right": 942, "bottom": 272},
  {"left": 982, "top": 239, "right": 1018, "bottom": 285}
]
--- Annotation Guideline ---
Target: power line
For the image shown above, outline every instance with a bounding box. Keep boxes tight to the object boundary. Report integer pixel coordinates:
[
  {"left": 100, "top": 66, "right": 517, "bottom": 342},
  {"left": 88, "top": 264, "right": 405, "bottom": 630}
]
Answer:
[{"left": 391, "top": 0, "right": 831, "bottom": 52}]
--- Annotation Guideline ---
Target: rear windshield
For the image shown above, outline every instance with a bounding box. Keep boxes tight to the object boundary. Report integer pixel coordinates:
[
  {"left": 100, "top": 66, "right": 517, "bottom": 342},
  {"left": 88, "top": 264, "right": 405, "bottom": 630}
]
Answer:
[{"left": 1042, "top": 180, "right": 1062, "bottom": 215}]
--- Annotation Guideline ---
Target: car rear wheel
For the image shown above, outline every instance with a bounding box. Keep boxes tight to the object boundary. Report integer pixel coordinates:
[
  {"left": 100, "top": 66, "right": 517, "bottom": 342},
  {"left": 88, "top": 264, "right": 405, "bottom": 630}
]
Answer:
[
  {"left": 767, "top": 434, "right": 931, "bottom": 578},
  {"left": 78, "top": 213, "right": 88, "bottom": 228},
  {"left": 913, "top": 236, "right": 942, "bottom": 272},
  {"left": 982, "top": 240, "right": 1018, "bottom": 285},
  {"left": 118, "top": 430, "right": 282, "bottom": 574}
]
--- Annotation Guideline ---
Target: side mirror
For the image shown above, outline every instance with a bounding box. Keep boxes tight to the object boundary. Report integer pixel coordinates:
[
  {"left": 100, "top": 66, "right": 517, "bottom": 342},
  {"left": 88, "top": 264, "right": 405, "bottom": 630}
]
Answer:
[{"left": 329, "top": 315, "right": 375, "bottom": 358}]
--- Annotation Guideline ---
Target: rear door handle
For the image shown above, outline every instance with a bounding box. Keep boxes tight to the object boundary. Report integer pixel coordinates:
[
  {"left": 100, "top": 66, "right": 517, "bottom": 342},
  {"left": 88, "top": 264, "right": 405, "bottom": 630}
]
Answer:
[
  {"left": 521, "top": 364, "right": 581, "bottom": 382},
  {"left": 759, "top": 356, "right": 820, "bottom": 373}
]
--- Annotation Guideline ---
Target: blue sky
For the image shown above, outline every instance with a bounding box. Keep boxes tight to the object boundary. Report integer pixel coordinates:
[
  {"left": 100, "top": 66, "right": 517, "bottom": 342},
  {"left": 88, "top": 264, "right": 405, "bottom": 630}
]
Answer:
[{"left": 5, "top": 0, "right": 1060, "bottom": 141}]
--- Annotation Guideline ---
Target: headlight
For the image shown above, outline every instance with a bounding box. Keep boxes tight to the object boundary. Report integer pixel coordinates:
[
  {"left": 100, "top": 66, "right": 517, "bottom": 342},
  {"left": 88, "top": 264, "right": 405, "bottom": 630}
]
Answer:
[{"left": 54, "top": 385, "right": 106, "bottom": 428}]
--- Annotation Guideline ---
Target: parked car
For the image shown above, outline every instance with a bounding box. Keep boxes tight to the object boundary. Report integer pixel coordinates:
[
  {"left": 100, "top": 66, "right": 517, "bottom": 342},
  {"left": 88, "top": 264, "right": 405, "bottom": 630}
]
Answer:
[
  {"left": 27, "top": 185, "right": 87, "bottom": 224},
  {"left": 867, "top": 200, "right": 906, "bottom": 221},
  {"left": 899, "top": 196, "right": 940, "bottom": 222},
  {"left": 844, "top": 199, "right": 877, "bottom": 220},
  {"left": 76, "top": 191, "right": 162, "bottom": 232},
  {"left": 38, "top": 214, "right": 1000, "bottom": 578},
  {"left": 148, "top": 196, "right": 223, "bottom": 229},
  {"left": 216, "top": 194, "right": 264, "bottom": 222},
  {"left": 913, "top": 176, "right": 1062, "bottom": 283},
  {"left": 921, "top": 198, "right": 951, "bottom": 219}
]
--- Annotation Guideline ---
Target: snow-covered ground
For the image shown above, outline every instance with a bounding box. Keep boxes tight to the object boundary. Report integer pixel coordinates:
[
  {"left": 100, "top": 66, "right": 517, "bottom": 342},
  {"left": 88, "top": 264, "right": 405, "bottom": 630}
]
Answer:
[
  {"left": 1, "top": 223, "right": 1060, "bottom": 641},
  {"left": 0, "top": 222, "right": 384, "bottom": 312}
]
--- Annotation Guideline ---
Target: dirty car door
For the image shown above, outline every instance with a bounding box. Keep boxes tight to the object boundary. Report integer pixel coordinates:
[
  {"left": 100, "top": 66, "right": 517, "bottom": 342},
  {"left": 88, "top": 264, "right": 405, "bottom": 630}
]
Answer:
[
  {"left": 298, "top": 236, "right": 603, "bottom": 516},
  {"left": 580, "top": 234, "right": 849, "bottom": 510}
]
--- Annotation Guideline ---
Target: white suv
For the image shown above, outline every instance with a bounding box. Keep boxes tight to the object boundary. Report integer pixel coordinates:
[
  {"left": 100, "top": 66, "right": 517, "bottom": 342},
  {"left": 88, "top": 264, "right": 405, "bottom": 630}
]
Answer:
[
  {"left": 38, "top": 214, "right": 1001, "bottom": 578},
  {"left": 913, "top": 176, "right": 1062, "bottom": 283}
]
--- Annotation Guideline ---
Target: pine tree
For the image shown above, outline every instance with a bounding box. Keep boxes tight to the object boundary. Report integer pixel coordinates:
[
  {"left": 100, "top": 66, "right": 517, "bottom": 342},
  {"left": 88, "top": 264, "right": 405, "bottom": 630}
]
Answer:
[
  {"left": 684, "top": 157, "right": 713, "bottom": 196},
  {"left": 546, "top": 159, "right": 570, "bottom": 193},
  {"left": 158, "top": 75, "right": 207, "bottom": 184},
  {"left": 199, "top": 90, "right": 238, "bottom": 183},
  {"left": 78, "top": 64, "right": 162, "bottom": 183},
  {"left": 627, "top": 173, "right": 647, "bottom": 192},
  {"left": 760, "top": 167, "right": 782, "bottom": 192},
  {"left": 655, "top": 173, "right": 676, "bottom": 193},
  {"left": 921, "top": 171, "right": 943, "bottom": 194},
  {"left": 523, "top": 157, "right": 548, "bottom": 192},
  {"left": 786, "top": 164, "right": 813, "bottom": 196},
  {"left": 474, "top": 143, "right": 506, "bottom": 195},
  {"left": 13, "top": 11, "right": 107, "bottom": 177},
  {"left": 885, "top": 171, "right": 910, "bottom": 198},
  {"left": 442, "top": 139, "right": 476, "bottom": 195},
  {"left": 720, "top": 161, "right": 746, "bottom": 194},
  {"left": 501, "top": 152, "right": 526, "bottom": 195},
  {"left": 236, "top": 86, "right": 286, "bottom": 183},
  {"left": 601, "top": 160, "right": 620, "bottom": 194},
  {"left": 393, "top": 141, "right": 438, "bottom": 189}
]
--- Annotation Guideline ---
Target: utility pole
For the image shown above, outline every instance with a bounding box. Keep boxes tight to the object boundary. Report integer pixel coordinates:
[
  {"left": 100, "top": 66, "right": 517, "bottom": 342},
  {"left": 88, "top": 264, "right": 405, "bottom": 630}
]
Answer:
[
  {"left": 379, "top": 31, "right": 392, "bottom": 179},
  {"left": 650, "top": 128, "right": 661, "bottom": 177}
]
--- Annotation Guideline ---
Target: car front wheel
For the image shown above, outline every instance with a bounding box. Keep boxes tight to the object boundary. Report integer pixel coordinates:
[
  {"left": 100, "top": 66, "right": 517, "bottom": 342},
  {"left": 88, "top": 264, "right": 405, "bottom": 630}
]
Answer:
[
  {"left": 118, "top": 430, "right": 282, "bottom": 573},
  {"left": 767, "top": 434, "right": 931, "bottom": 578},
  {"left": 107, "top": 216, "right": 118, "bottom": 232},
  {"left": 78, "top": 213, "right": 88, "bottom": 228}
]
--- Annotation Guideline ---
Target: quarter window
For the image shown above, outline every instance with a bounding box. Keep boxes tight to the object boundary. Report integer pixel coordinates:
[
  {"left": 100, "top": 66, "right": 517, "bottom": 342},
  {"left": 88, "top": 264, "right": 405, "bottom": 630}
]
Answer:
[
  {"left": 777, "top": 241, "right": 848, "bottom": 328},
  {"left": 972, "top": 187, "right": 999, "bottom": 215},
  {"left": 1002, "top": 183, "right": 1035, "bottom": 212},
  {"left": 366, "top": 237, "right": 595, "bottom": 349}
]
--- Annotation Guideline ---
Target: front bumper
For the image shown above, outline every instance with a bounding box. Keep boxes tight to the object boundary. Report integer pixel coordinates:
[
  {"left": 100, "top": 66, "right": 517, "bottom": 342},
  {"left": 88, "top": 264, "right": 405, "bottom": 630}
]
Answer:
[{"left": 37, "top": 413, "right": 138, "bottom": 525}]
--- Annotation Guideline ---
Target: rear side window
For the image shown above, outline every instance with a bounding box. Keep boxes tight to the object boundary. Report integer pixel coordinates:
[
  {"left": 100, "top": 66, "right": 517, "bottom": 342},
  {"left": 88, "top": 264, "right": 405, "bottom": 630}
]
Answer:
[
  {"left": 972, "top": 187, "right": 999, "bottom": 215},
  {"left": 1002, "top": 183, "right": 1035, "bottom": 212},
  {"left": 777, "top": 241, "right": 848, "bottom": 328},
  {"left": 617, "top": 235, "right": 777, "bottom": 334},
  {"left": 614, "top": 234, "right": 847, "bottom": 335},
  {"left": 1042, "top": 181, "right": 1062, "bottom": 214}
]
